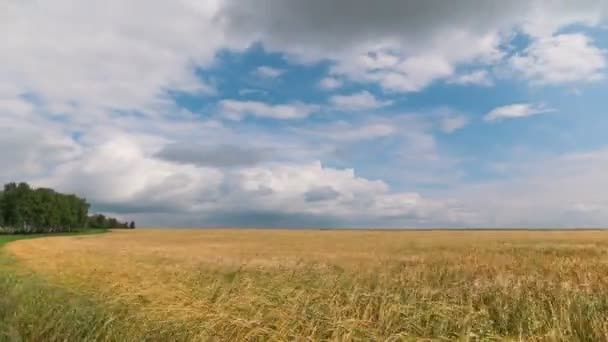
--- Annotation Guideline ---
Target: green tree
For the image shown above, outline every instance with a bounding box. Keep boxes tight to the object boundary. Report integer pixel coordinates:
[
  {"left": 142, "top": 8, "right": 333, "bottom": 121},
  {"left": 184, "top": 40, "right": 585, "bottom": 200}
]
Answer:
[{"left": 0, "top": 182, "right": 90, "bottom": 234}]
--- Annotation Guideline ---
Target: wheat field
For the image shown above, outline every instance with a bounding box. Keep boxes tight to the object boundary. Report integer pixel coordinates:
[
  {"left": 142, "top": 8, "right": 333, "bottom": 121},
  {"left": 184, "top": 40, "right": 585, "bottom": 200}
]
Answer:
[{"left": 7, "top": 229, "right": 608, "bottom": 340}]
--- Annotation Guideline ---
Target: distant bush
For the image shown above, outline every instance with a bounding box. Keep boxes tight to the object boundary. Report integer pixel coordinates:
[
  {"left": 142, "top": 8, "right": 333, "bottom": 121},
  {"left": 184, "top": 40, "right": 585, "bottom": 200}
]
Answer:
[{"left": 87, "top": 214, "right": 133, "bottom": 230}]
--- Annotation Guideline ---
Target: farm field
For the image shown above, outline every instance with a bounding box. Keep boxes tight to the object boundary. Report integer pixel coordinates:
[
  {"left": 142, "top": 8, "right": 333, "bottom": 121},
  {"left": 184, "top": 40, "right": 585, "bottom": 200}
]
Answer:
[{"left": 4, "top": 229, "right": 608, "bottom": 340}]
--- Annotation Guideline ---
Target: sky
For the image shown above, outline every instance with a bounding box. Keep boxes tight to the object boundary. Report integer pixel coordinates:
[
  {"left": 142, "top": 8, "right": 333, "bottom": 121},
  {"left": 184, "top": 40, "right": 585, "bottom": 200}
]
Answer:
[{"left": 1, "top": 0, "right": 608, "bottom": 228}]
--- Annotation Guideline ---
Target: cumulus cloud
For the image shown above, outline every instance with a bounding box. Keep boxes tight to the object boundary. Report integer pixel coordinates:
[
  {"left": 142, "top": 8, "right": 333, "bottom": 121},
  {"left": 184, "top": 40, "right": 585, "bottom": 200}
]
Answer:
[
  {"left": 238, "top": 88, "right": 268, "bottom": 96},
  {"left": 304, "top": 186, "right": 341, "bottom": 202},
  {"left": 439, "top": 113, "right": 469, "bottom": 133},
  {"left": 511, "top": 33, "right": 606, "bottom": 85},
  {"left": 0, "top": 88, "right": 466, "bottom": 227},
  {"left": 328, "top": 123, "right": 397, "bottom": 141},
  {"left": 448, "top": 148, "right": 608, "bottom": 228},
  {"left": 310, "top": 115, "right": 455, "bottom": 187},
  {"left": 318, "top": 77, "right": 343, "bottom": 90},
  {"left": 484, "top": 103, "right": 556, "bottom": 122},
  {"left": 0, "top": 125, "right": 81, "bottom": 182},
  {"left": 0, "top": 97, "right": 80, "bottom": 183},
  {"left": 2, "top": 0, "right": 608, "bottom": 228},
  {"left": 254, "top": 66, "right": 285, "bottom": 78},
  {"left": 0, "top": 0, "right": 225, "bottom": 116},
  {"left": 219, "top": 100, "right": 318, "bottom": 120},
  {"left": 297, "top": 116, "right": 433, "bottom": 146},
  {"left": 38, "top": 136, "right": 226, "bottom": 214},
  {"left": 220, "top": 0, "right": 608, "bottom": 92},
  {"left": 155, "top": 144, "right": 274, "bottom": 168},
  {"left": 448, "top": 70, "right": 494, "bottom": 86},
  {"left": 330, "top": 91, "right": 392, "bottom": 111},
  {"left": 226, "top": 161, "right": 448, "bottom": 221},
  {"left": 42, "top": 142, "right": 462, "bottom": 226},
  {"left": 2, "top": 0, "right": 607, "bottom": 115}
]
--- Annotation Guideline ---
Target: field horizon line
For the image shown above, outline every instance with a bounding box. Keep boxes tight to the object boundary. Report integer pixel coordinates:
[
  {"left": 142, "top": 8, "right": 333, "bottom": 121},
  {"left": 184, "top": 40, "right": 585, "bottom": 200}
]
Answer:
[{"left": 135, "top": 227, "right": 608, "bottom": 232}]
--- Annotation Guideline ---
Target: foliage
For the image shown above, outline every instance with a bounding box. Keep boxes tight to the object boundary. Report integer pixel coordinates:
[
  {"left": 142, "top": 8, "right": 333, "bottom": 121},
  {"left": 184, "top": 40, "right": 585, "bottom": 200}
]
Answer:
[
  {"left": 87, "top": 214, "right": 133, "bottom": 230},
  {"left": 0, "top": 182, "right": 134, "bottom": 233},
  {"left": 0, "top": 183, "right": 89, "bottom": 233}
]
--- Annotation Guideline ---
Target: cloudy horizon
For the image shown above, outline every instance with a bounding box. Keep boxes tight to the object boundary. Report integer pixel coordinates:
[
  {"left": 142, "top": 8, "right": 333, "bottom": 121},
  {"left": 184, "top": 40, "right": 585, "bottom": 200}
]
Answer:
[{"left": 2, "top": 1, "right": 608, "bottom": 228}]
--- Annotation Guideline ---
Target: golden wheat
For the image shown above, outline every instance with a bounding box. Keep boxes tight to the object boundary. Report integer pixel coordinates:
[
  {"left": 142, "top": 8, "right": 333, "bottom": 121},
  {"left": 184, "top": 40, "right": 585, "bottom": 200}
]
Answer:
[{"left": 7, "top": 229, "right": 608, "bottom": 340}]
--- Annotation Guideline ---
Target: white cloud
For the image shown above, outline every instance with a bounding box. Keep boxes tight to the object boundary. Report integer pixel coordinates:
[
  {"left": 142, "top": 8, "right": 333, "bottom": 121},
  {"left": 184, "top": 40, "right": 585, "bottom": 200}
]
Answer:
[
  {"left": 484, "top": 103, "right": 555, "bottom": 122},
  {"left": 32, "top": 131, "right": 464, "bottom": 226},
  {"left": 376, "top": 55, "right": 456, "bottom": 92},
  {"left": 511, "top": 33, "right": 606, "bottom": 85},
  {"left": 319, "top": 77, "right": 343, "bottom": 90},
  {"left": 40, "top": 136, "right": 225, "bottom": 212},
  {"left": 2, "top": 0, "right": 608, "bottom": 228},
  {"left": 212, "top": 161, "right": 458, "bottom": 223},
  {"left": 330, "top": 91, "right": 392, "bottom": 111},
  {"left": 448, "top": 148, "right": 608, "bottom": 228},
  {"left": 331, "top": 52, "right": 459, "bottom": 92},
  {"left": 219, "top": 100, "right": 318, "bottom": 120},
  {"left": 324, "top": 123, "right": 397, "bottom": 141},
  {"left": 220, "top": 1, "right": 608, "bottom": 92},
  {"left": 2, "top": 0, "right": 607, "bottom": 117},
  {"left": 0, "top": 0, "right": 226, "bottom": 116},
  {"left": 439, "top": 113, "right": 469, "bottom": 133},
  {"left": 238, "top": 88, "right": 267, "bottom": 96},
  {"left": 0, "top": 95, "right": 469, "bottom": 226},
  {"left": 0, "top": 125, "right": 81, "bottom": 182},
  {"left": 448, "top": 70, "right": 493, "bottom": 86},
  {"left": 335, "top": 123, "right": 396, "bottom": 141},
  {"left": 323, "top": 32, "right": 504, "bottom": 93},
  {"left": 254, "top": 66, "right": 285, "bottom": 78}
]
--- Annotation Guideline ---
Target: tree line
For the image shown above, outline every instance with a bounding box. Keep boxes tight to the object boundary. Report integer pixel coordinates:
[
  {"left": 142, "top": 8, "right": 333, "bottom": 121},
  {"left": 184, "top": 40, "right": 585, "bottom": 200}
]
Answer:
[
  {"left": 88, "top": 214, "right": 135, "bottom": 230},
  {"left": 0, "top": 182, "right": 134, "bottom": 234}
]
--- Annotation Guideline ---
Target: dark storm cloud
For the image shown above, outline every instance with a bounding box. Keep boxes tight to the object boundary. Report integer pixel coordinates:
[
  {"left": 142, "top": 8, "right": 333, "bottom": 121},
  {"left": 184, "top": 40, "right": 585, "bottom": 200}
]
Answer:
[
  {"left": 203, "top": 210, "right": 342, "bottom": 228},
  {"left": 219, "top": 0, "right": 607, "bottom": 53},
  {"left": 304, "top": 186, "right": 340, "bottom": 202},
  {"left": 91, "top": 201, "right": 183, "bottom": 215}
]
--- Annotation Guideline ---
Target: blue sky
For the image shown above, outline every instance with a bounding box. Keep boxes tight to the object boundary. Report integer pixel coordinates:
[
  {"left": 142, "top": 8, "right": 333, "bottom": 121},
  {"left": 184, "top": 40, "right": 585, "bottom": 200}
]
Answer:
[{"left": 2, "top": 1, "right": 608, "bottom": 228}]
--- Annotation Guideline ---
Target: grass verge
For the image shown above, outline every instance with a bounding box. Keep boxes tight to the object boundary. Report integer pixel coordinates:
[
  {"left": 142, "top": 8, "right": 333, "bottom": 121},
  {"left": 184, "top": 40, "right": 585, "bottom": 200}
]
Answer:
[
  {"left": 0, "top": 229, "right": 108, "bottom": 246},
  {"left": 0, "top": 271, "right": 199, "bottom": 341},
  {"left": 0, "top": 229, "right": 196, "bottom": 341}
]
